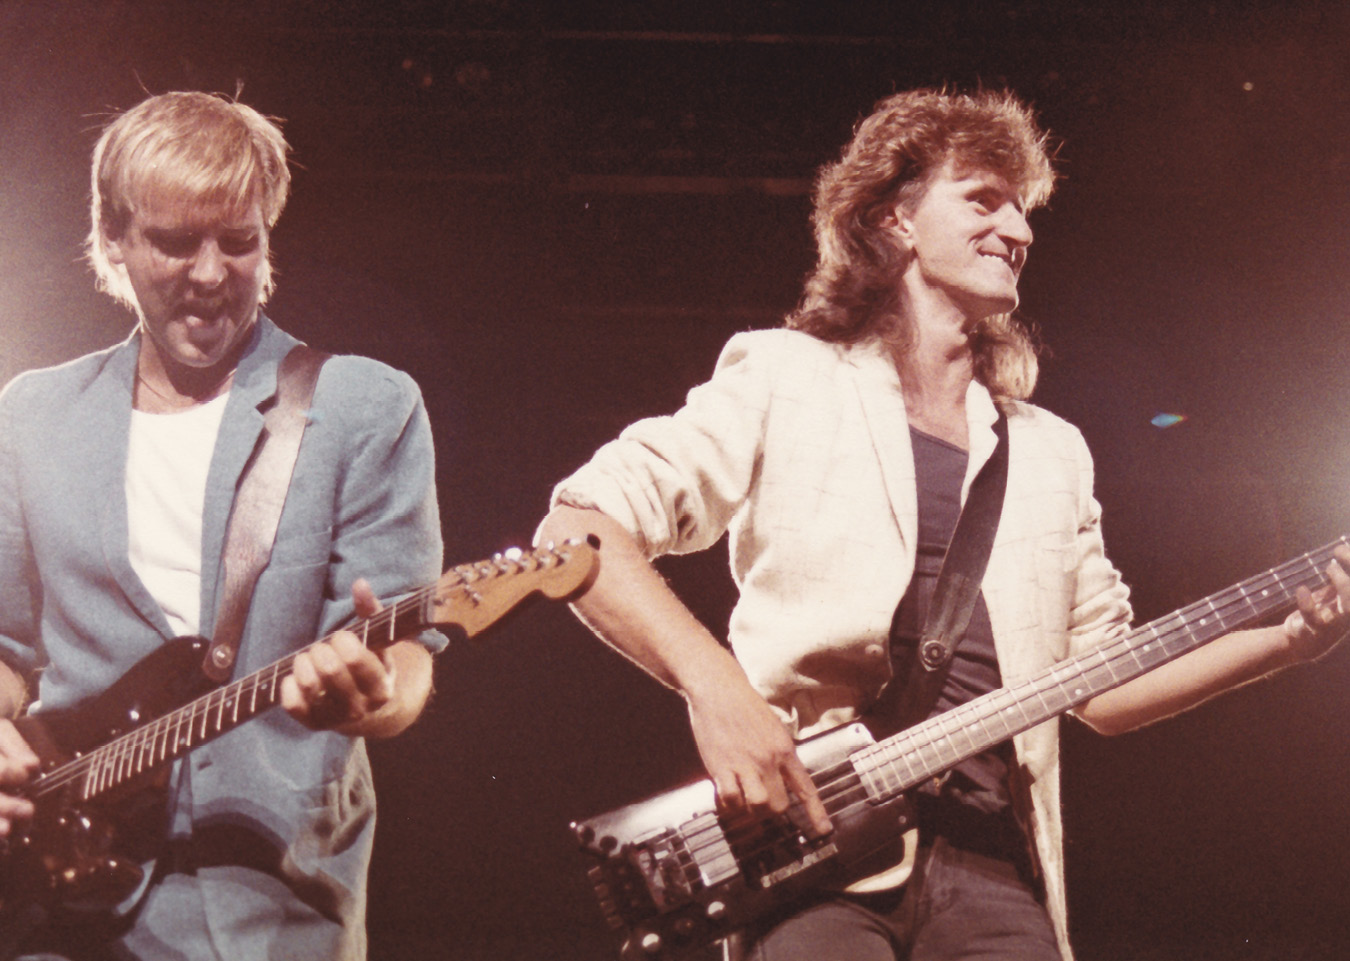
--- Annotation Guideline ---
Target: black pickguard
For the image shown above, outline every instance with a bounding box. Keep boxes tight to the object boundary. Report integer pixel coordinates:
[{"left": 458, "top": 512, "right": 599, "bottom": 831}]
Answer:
[{"left": 2, "top": 637, "right": 212, "bottom": 913}]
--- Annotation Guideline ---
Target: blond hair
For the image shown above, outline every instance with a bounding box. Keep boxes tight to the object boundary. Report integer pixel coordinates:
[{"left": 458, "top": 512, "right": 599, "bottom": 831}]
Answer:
[
  {"left": 87, "top": 91, "right": 291, "bottom": 310},
  {"left": 788, "top": 89, "right": 1056, "bottom": 400}
]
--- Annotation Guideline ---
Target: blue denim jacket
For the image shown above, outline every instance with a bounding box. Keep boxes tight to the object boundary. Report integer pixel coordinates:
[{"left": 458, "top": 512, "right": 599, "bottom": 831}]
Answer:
[{"left": 0, "top": 315, "right": 444, "bottom": 959}]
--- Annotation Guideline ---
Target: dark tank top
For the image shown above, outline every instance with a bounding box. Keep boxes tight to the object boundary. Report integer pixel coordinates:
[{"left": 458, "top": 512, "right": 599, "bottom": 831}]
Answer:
[{"left": 866, "top": 427, "right": 1013, "bottom": 817}]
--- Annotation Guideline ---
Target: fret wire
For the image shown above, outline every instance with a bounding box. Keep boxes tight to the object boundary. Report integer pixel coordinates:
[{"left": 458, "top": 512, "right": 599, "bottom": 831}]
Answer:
[
  {"left": 103, "top": 740, "right": 117, "bottom": 791},
  {"left": 106, "top": 743, "right": 118, "bottom": 792},
  {"left": 114, "top": 736, "right": 129, "bottom": 788},
  {"left": 212, "top": 688, "right": 225, "bottom": 736},
  {"left": 26, "top": 545, "right": 588, "bottom": 804},
  {"left": 875, "top": 542, "right": 1342, "bottom": 793},
  {"left": 132, "top": 728, "right": 146, "bottom": 776}
]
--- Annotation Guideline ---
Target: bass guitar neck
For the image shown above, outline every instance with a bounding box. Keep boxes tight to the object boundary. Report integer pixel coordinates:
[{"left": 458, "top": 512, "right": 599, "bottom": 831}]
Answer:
[{"left": 574, "top": 536, "right": 1347, "bottom": 960}]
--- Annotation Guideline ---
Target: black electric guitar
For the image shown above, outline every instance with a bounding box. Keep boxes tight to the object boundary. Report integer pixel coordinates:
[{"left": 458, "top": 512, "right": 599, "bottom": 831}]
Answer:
[
  {"left": 0, "top": 539, "right": 598, "bottom": 913},
  {"left": 574, "top": 536, "right": 1347, "bottom": 960}
]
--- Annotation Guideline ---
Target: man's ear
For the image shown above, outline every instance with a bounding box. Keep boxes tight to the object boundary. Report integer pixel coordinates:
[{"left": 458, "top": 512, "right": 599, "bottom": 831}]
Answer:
[
  {"left": 883, "top": 204, "right": 917, "bottom": 253},
  {"left": 888, "top": 204, "right": 916, "bottom": 245}
]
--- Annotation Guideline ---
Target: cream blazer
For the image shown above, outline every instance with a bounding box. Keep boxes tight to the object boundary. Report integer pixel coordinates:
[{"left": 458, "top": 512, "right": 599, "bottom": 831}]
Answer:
[{"left": 553, "top": 328, "right": 1132, "bottom": 959}]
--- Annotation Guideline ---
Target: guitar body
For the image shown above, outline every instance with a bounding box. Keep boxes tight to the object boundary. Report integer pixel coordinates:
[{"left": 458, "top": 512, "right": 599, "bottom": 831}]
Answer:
[
  {"left": 4, "top": 637, "right": 212, "bottom": 913},
  {"left": 574, "top": 723, "right": 917, "bottom": 960},
  {"left": 0, "top": 540, "right": 599, "bottom": 919},
  {"left": 573, "top": 539, "right": 1350, "bottom": 961}
]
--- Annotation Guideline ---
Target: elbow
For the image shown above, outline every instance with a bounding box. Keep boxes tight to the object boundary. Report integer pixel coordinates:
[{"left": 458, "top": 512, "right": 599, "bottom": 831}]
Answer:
[
  {"left": 538, "top": 504, "right": 636, "bottom": 556},
  {"left": 1074, "top": 697, "right": 1140, "bottom": 738},
  {"left": 536, "top": 503, "right": 599, "bottom": 547}
]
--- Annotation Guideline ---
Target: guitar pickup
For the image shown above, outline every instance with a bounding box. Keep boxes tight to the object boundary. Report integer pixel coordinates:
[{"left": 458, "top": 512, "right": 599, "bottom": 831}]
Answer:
[
  {"left": 627, "top": 829, "right": 696, "bottom": 910},
  {"left": 755, "top": 838, "right": 839, "bottom": 890}
]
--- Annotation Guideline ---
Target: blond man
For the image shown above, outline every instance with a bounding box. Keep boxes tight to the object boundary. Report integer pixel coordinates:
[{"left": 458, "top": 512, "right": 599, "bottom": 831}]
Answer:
[{"left": 0, "top": 92, "right": 443, "bottom": 960}]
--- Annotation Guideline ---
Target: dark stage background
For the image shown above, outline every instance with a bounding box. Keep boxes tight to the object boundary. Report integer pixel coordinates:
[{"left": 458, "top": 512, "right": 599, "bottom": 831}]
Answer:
[{"left": 3, "top": 2, "right": 1350, "bottom": 959}]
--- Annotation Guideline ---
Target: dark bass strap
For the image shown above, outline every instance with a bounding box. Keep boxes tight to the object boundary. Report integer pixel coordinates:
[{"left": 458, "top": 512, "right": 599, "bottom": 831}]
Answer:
[
  {"left": 885, "top": 410, "right": 1010, "bottom": 731},
  {"left": 202, "top": 346, "right": 330, "bottom": 683}
]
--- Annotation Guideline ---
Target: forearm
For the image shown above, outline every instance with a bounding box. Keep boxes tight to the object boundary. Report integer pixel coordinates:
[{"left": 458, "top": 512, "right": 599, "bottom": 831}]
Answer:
[
  {"left": 1079, "top": 623, "right": 1298, "bottom": 736},
  {"left": 1080, "top": 547, "right": 1350, "bottom": 735},
  {"left": 536, "top": 504, "right": 751, "bottom": 701},
  {"left": 537, "top": 504, "right": 832, "bottom": 832}
]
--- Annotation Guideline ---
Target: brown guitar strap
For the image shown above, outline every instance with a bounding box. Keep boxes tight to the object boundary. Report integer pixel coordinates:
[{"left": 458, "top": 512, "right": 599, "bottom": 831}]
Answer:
[{"left": 202, "top": 346, "right": 330, "bottom": 683}]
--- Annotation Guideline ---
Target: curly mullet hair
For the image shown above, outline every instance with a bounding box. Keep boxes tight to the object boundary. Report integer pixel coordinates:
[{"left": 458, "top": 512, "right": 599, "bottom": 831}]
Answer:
[{"left": 787, "top": 89, "right": 1056, "bottom": 400}]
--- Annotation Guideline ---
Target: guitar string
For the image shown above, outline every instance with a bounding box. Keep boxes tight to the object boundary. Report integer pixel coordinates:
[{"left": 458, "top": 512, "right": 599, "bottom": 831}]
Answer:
[
  {"left": 25, "top": 546, "right": 578, "bottom": 801},
  {"left": 663, "top": 541, "right": 1342, "bottom": 876},
  {"left": 681, "top": 550, "right": 1328, "bottom": 867},
  {"left": 679, "top": 545, "right": 1336, "bottom": 870},
  {"left": 24, "top": 581, "right": 445, "bottom": 800}
]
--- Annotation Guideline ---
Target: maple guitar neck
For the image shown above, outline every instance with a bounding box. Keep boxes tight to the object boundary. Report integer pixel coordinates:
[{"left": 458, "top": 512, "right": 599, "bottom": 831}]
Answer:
[
  {"left": 22, "top": 539, "right": 599, "bottom": 808},
  {"left": 850, "top": 535, "right": 1348, "bottom": 800}
]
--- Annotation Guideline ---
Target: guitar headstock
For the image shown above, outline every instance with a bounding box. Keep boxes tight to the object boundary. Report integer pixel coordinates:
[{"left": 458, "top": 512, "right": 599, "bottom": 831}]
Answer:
[{"left": 427, "top": 537, "right": 600, "bottom": 637}]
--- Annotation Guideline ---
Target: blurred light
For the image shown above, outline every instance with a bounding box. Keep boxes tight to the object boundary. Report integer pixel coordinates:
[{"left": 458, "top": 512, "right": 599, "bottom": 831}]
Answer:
[
  {"left": 1151, "top": 413, "right": 1188, "bottom": 429},
  {"left": 1242, "top": 81, "right": 1254, "bottom": 91}
]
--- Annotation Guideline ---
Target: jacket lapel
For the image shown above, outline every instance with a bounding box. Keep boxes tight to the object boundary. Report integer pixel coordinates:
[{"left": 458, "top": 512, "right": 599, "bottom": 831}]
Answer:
[
  {"left": 196, "top": 317, "right": 296, "bottom": 640},
  {"left": 961, "top": 381, "right": 1002, "bottom": 506},
  {"left": 848, "top": 342, "right": 919, "bottom": 554},
  {"left": 847, "top": 342, "right": 1005, "bottom": 556},
  {"left": 93, "top": 331, "right": 176, "bottom": 637}
]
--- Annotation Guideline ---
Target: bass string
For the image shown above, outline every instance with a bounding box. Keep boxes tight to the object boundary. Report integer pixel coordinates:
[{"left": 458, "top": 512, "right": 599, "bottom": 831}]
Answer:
[{"left": 671, "top": 544, "right": 1339, "bottom": 873}]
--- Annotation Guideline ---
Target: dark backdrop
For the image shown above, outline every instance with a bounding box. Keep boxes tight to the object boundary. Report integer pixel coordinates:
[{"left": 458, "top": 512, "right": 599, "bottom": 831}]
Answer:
[{"left": 3, "top": 3, "right": 1349, "bottom": 959}]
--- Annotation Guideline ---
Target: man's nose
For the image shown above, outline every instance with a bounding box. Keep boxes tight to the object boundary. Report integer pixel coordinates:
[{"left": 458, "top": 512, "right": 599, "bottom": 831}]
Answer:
[
  {"left": 1001, "top": 206, "right": 1033, "bottom": 248},
  {"left": 188, "top": 241, "right": 227, "bottom": 287}
]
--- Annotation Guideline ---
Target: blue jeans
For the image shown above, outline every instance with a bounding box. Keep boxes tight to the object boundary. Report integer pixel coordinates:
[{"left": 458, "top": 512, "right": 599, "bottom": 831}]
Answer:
[{"left": 746, "top": 837, "right": 1061, "bottom": 961}]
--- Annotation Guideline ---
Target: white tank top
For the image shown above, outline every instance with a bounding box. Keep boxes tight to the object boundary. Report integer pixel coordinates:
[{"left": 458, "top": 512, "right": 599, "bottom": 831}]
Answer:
[{"left": 125, "top": 393, "right": 230, "bottom": 637}]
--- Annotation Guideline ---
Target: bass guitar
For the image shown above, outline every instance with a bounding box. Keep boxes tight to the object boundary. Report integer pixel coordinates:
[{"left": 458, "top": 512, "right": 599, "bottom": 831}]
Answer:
[
  {"left": 1, "top": 539, "right": 598, "bottom": 912},
  {"left": 573, "top": 536, "right": 1346, "bottom": 960}
]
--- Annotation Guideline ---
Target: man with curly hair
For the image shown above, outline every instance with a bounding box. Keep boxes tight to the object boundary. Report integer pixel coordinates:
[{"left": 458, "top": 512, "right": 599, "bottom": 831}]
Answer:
[{"left": 538, "top": 89, "right": 1350, "bottom": 960}]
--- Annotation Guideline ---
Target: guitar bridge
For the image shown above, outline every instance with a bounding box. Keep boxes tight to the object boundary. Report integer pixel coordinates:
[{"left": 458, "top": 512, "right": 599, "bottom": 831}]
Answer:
[{"left": 755, "top": 837, "right": 838, "bottom": 889}]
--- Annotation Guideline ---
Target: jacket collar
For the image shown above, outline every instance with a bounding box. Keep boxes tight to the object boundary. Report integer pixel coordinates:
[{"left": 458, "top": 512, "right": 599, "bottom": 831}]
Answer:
[
  {"left": 845, "top": 338, "right": 1002, "bottom": 553},
  {"left": 96, "top": 315, "right": 302, "bottom": 640}
]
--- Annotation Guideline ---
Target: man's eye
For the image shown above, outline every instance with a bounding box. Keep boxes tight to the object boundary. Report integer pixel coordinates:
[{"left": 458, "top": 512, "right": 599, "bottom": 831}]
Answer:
[
  {"left": 219, "top": 236, "right": 259, "bottom": 256},
  {"left": 151, "top": 234, "right": 199, "bottom": 257}
]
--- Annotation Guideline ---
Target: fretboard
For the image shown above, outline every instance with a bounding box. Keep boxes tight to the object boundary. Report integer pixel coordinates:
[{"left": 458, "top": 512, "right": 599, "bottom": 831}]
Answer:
[
  {"left": 853, "top": 537, "right": 1347, "bottom": 799},
  {"left": 28, "top": 588, "right": 435, "bottom": 805}
]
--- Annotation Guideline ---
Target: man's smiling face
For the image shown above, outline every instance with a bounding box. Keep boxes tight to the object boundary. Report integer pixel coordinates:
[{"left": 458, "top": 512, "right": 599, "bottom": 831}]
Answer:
[{"left": 893, "top": 159, "right": 1034, "bottom": 323}]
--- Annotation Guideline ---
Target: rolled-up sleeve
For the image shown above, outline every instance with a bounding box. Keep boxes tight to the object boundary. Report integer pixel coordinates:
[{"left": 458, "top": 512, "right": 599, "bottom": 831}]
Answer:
[
  {"left": 1065, "top": 431, "right": 1133, "bottom": 658},
  {"left": 551, "top": 332, "right": 779, "bottom": 559}
]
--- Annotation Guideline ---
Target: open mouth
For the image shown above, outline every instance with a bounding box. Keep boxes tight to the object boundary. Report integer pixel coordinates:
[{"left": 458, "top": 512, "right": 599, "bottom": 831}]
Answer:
[
  {"left": 181, "top": 302, "right": 227, "bottom": 323},
  {"left": 981, "top": 250, "right": 1022, "bottom": 276}
]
